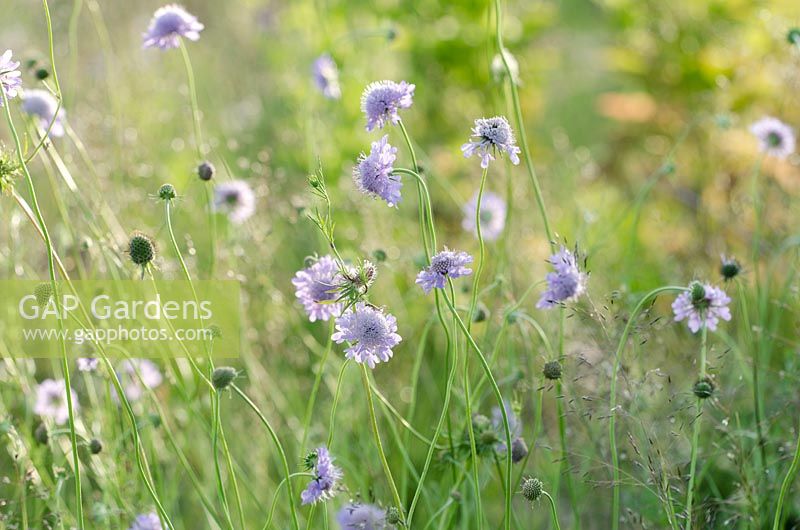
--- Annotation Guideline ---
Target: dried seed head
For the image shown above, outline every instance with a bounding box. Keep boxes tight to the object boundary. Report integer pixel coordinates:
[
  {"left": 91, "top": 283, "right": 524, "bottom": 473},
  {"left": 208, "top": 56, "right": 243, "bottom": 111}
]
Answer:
[
  {"left": 128, "top": 232, "right": 156, "bottom": 267},
  {"left": 543, "top": 360, "right": 562, "bottom": 380},
  {"left": 212, "top": 366, "right": 238, "bottom": 390},
  {"left": 720, "top": 256, "right": 741, "bottom": 281},
  {"left": 521, "top": 477, "right": 543, "bottom": 502}
]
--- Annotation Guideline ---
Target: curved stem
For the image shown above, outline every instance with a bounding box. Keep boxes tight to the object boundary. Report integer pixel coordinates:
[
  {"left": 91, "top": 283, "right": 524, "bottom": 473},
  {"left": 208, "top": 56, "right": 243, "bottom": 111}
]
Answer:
[
  {"left": 684, "top": 325, "right": 707, "bottom": 530},
  {"left": 301, "top": 321, "right": 335, "bottom": 454},
  {"left": 212, "top": 394, "right": 235, "bottom": 529},
  {"left": 773, "top": 423, "right": 800, "bottom": 529},
  {"left": 467, "top": 167, "right": 489, "bottom": 328},
  {"left": 544, "top": 491, "right": 562, "bottom": 530},
  {"left": 397, "top": 121, "right": 433, "bottom": 260}
]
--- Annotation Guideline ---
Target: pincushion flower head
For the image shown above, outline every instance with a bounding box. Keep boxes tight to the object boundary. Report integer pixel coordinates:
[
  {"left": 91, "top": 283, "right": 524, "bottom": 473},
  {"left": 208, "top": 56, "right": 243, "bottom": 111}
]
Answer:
[
  {"left": 332, "top": 302, "right": 402, "bottom": 368},
  {"left": 34, "top": 379, "right": 78, "bottom": 425},
  {"left": 353, "top": 135, "right": 402, "bottom": 207},
  {"left": 0, "top": 49, "right": 22, "bottom": 105},
  {"left": 301, "top": 445, "right": 342, "bottom": 504},
  {"left": 536, "top": 246, "right": 588, "bottom": 309},
  {"left": 336, "top": 502, "right": 392, "bottom": 529},
  {"left": 672, "top": 281, "right": 732, "bottom": 333},
  {"left": 213, "top": 180, "right": 255, "bottom": 223},
  {"left": 415, "top": 248, "right": 473, "bottom": 294},
  {"left": 312, "top": 54, "right": 341, "bottom": 100},
  {"left": 77, "top": 357, "right": 99, "bottom": 372},
  {"left": 361, "top": 80, "right": 415, "bottom": 131},
  {"left": 142, "top": 4, "right": 204, "bottom": 50},
  {"left": 461, "top": 116, "right": 521, "bottom": 168},
  {"left": 112, "top": 359, "right": 163, "bottom": 402},
  {"left": 292, "top": 255, "right": 343, "bottom": 322},
  {"left": 22, "top": 89, "right": 65, "bottom": 137},
  {"left": 750, "top": 117, "right": 795, "bottom": 159},
  {"left": 462, "top": 191, "right": 507, "bottom": 241},
  {"left": 128, "top": 512, "right": 162, "bottom": 530}
]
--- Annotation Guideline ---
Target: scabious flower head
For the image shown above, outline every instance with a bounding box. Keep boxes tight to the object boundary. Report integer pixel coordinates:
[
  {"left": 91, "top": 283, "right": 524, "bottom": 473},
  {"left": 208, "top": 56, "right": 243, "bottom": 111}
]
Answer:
[
  {"left": 462, "top": 191, "right": 507, "bottom": 241},
  {"left": 312, "top": 54, "right": 341, "bottom": 100},
  {"left": 34, "top": 379, "right": 78, "bottom": 425},
  {"left": 0, "top": 50, "right": 22, "bottom": 106},
  {"left": 292, "top": 255, "right": 343, "bottom": 322},
  {"left": 336, "top": 503, "right": 391, "bottom": 530},
  {"left": 415, "top": 248, "right": 473, "bottom": 294},
  {"left": 461, "top": 116, "right": 521, "bottom": 169},
  {"left": 213, "top": 180, "right": 255, "bottom": 223},
  {"left": 21, "top": 89, "right": 65, "bottom": 137},
  {"left": 128, "top": 512, "right": 162, "bottom": 530},
  {"left": 536, "top": 246, "right": 587, "bottom": 309},
  {"left": 672, "top": 281, "right": 732, "bottom": 333},
  {"left": 142, "top": 4, "right": 204, "bottom": 49},
  {"left": 360, "top": 80, "right": 415, "bottom": 131},
  {"left": 113, "top": 359, "right": 163, "bottom": 402},
  {"left": 301, "top": 446, "right": 342, "bottom": 504},
  {"left": 332, "top": 303, "right": 401, "bottom": 368},
  {"left": 77, "top": 357, "right": 99, "bottom": 372},
  {"left": 720, "top": 255, "right": 741, "bottom": 281},
  {"left": 750, "top": 117, "right": 795, "bottom": 159},
  {"left": 353, "top": 135, "right": 402, "bottom": 207}
]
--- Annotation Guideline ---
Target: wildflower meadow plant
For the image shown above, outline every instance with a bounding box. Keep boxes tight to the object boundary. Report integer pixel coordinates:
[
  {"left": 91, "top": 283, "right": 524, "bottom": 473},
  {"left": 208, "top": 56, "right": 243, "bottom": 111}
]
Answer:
[
  {"left": 461, "top": 116, "right": 521, "bottom": 168},
  {"left": 331, "top": 303, "right": 401, "bottom": 368},
  {"left": 672, "top": 281, "right": 732, "bottom": 333},
  {"left": 213, "top": 180, "right": 256, "bottom": 223},
  {"left": 128, "top": 512, "right": 163, "bottom": 530},
  {"left": 415, "top": 248, "right": 473, "bottom": 293},
  {"left": 0, "top": 49, "right": 22, "bottom": 105},
  {"left": 142, "top": 4, "right": 204, "bottom": 49},
  {"left": 292, "top": 255, "right": 343, "bottom": 321},
  {"left": 21, "top": 89, "right": 65, "bottom": 137},
  {"left": 462, "top": 190, "right": 506, "bottom": 241},
  {"left": 360, "top": 80, "right": 415, "bottom": 131},
  {"left": 34, "top": 379, "right": 78, "bottom": 425},
  {"left": 750, "top": 116, "right": 796, "bottom": 159},
  {"left": 301, "top": 445, "right": 343, "bottom": 504},
  {"left": 312, "top": 53, "right": 342, "bottom": 100},
  {"left": 536, "top": 246, "right": 588, "bottom": 309},
  {"left": 353, "top": 135, "right": 402, "bottom": 206}
]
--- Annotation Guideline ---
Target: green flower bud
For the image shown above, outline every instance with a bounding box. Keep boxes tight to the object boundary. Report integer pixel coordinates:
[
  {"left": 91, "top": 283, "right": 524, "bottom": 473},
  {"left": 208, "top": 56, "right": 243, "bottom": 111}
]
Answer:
[
  {"left": 158, "top": 183, "right": 176, "bottom": 201},
  {"left": 89, "top": 438, "right": 103, "bottom": 455},
  {"left": 212, "top": 366, "right": 238, "bottom": 390},
  {"left": 197, "top": 161, "right": 215, "bottom": 181},
  {"left": 693, "top": 377, "right": 714, "bottom": 399},
  {"left": 34, "top": 282, "right": 53, "bottom": 307}
]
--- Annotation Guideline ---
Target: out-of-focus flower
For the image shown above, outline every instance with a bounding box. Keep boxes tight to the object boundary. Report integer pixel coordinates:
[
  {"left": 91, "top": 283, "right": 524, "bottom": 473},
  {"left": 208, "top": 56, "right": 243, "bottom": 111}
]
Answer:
[
  {"left": 353, "top": 135, "right": 401, "bottom": 207},
  {"left": 113, "top": 359, "right": 163, "bottom": 402},
  {"left": 0, "top": 49, "right": 22, "bottom": 105},
  {"left": 750, "top": 117, "right": 795, "bottom": 159},
  {"left": 336, "top": 502, "right": 391, "bottom": 529},
  {"left": 213, "top": 180, "right": 255, "bottom": 223},
  {"left": 34, "top": 379, "right": 78, "bottom": 425},
  {"left": 415, "top": 248, "right": 473, "bottom": 294},
  {"left": 22, "top": 89, "right": 65, "bottom": 137},
  {"left": 490, "top": 48, "right": 519, "bottom": 85},
  {"left": 142, "top": 5, "right": 204, "bottom": 50},
  {"left": 361, "top": 80, "right": 415, "bottom": 131},
  {"left": 312, "top": 54, "right": 341, "bottom": 100},
  {"left": 536, "top": 247, "right": 587, "bottom": 309},
  {"left": 462, "top": 191, "right": 506, "bottom": 241},
  {"left": 77, "top": 358, "right": 99, "bottom": 372},
  {"left": 332, "top": 303, "right": 401, "bottom": 368},
  {"left": 461, "top": 116, "right": 521, "bottom": 168},
  {"left": 292, "top": 255, "right": 343, "bottom": 322},
  {"left": 301, "top": 446, "right": 342, "bottom": 504},
  {"left": 672, "top": 282, "right": 731, "bottom": 333},
  {"left": 128, "top": 512, "right": 162, "bottom": 530},
  {"left": 491, "top": 400, "right": 522, "bottom": 454}
]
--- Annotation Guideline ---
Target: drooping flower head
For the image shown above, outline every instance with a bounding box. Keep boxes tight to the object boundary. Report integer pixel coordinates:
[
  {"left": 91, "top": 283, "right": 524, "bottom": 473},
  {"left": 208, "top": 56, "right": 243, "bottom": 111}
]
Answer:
[
  {"left": 336, "top": 502, "right": 392, "bottom": 530},
  {"left": 292, "top": 255, "right": 343, "bottom": 322},
  {"left": 750, "top": 117, "right": 795, "bottom": 159},
  {"left": 142, "top": 5, "right": 204, "bottom": 50},
  {"left": 462, "top": 191, "right": 507, "bottom": 241},
  {"left": 22, "top": 89, "right": 65, "bottom": 137},
  {"left": 0, "top": 50, "right": 22, "bottom": 106},
  {"left": 34, "top": 379, "right": 78, "bottom": 425},
  {"left": 415, "top": 248, "right": 473, "bottom": 294},
  {"left": 461, "top": 116, "right": 521, "bottom": 168},
  {"left": 312, "top": 54, "right": 341, "bottom": 100},
  {"left": 672, "top": 282, "right": 732, "bottom": 333},
  {"left": 77, "top": 357, "right": 99, "bottom": 372},
  {"left": 360, "top": 80, "right": 415, "bottom": 131},
  {"left": 536, "top": 246, "right": 588, "bottom": 309},
  {"left": 301, "top": 446, "right": 343, "bottom": 504},
  {"left": 332, "top": 303, "right": 402, "bottom": 368},
  {"left": 113, "top": 359, "right": 163, "bottom": 402},
  {"left": 128, "top": 512, "right": 162, "bottom": 530},
  {"left": 353, "top": 135, "right": 402, "bottom": 207},
  {"left": 213, "top": 180, "right": 256, "bottom": 223}
]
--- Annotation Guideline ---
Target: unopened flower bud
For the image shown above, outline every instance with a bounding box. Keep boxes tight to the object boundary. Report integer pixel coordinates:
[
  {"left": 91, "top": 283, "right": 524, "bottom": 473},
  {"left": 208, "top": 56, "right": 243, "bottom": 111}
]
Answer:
[
  {"left": 197, "top": 161, "right": 215, "bottom": 181},
  {"left": 693, "top": 377, "right": 714, "bottom": 399},
  {"left": 89, "top": 438, "right": 103, "bottom": 455},
  {"left": 158, "top": 183, "right": 176, "bottom": 201},
  {"left": 511, "top": 437, "right": 528, "bottom": 464}
]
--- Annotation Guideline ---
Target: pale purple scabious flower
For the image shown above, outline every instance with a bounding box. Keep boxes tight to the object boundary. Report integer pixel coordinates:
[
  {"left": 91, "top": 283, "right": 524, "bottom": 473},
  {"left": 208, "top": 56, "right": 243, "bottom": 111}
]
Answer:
[
  {"left": 301, "top": 446, "right": 343, "bottom": 505},
  {"left": 113, "top": 359, "right": 163, "bottom": 402},
  {"left": 462, "top": 191, "right": 507, "bottom": 241},
  {"left": 337, "top": 503, "right": 391, "bottom": 530},
  {"left": 142, "top": 5, "right": 204, "bottom": 50},
  {"left": 34, "top": 379, "right": 78, "bottom": 425},
  {"left": 292, "top": 255, "right": 343, "bottom": 322},
  {"left": 536, "top": 247, "right": 587, "bottom": 309},
  {"left": 312, "top": 54, "right": 341, "bottom": 100},
  {"left": 22, "top": 89, "right": 65, "bottom": 137},
  {"left": 332, "top": 303, "right": 402, "bottom": 368},
  {"left": 750, "top": 117, "right": 795, "bottom": 159},
  {"left": 128, "top": 512, "right": 162, "bottom": 530},
  {"left": 361, "top": 80, "right": 415, "bottom": 131},
  {"left": 214, "top": 180, "right": 255, "bottom": 223},
  {"left": 353, "top": 135, "right": 402, "bottom": 207},
  {"left": 461, "top": 116, "right": 521, "bottom": 169},
  {"left": 672, "top": 282, "right": 732, "bottom": 334},
  {"left": 77, "top": 357, "right": 99, "bottom": 372},
  {"left": 415, "top": 248, "right": 473, "bottom": 294},
  {"left": 0, "top": 50, "right": 22, "bottom": 106}
]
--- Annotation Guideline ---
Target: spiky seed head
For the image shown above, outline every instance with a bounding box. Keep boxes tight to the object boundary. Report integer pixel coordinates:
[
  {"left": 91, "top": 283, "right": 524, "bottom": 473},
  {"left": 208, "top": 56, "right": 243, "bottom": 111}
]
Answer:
[
  {"left": 128, "top": 232, "right": 156, "bottom": 266},
  {"left": 302, "top": 450, "right": 318, "bottom": 471},
  {"left": 690, "top": 282, "right": 706, "bottom": 304},
  {"left": 720, "top": 256, "right": 741, "bottom": 281},
  {"left": 511, "top": 437, "right": 529, "bottom": 463},
  {"left": 788, "top": 28, "right": 800, "bottom": 44},
  {"left": 385, "top": 507, "right": 403, "bottom": 525},
  {"left": 543, "top": 360, "right": 563, "bottom": 380},
  {"left": 34, "top": 282, "right": 53, "bottom": 307},
  {"left": 0, "top": 148, "right": 20, "bottom": 194},
  {"left": 35, "top": 68, "right": 49, "bottom": 80},
  {"left": 158, "top": 183, "right": 176, "bottom": 201},
  {"left": 521, "top": 477, "right": 543, "bottom": 502},
  {"left": 89, "top": 438, "right": 103, "bottom": 455},
  {"left": 693, "top": 377, "right": 714, "bottom": 399},
  {"left": 212, "top": 366, "right": 238, "bottom": 390},
  {"left": 197, "top": 161, "right": 215, "bottom": 181}
]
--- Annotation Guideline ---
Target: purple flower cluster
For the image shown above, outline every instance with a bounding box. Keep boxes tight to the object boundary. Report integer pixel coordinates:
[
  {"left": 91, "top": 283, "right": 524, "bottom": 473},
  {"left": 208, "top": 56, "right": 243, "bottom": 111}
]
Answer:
[
  {"left": 313, "top": 54, "right": 341, "bottom": 100},
  {"left": 77, "top": 357, "right": 99, "bottom": 372},
  {"left": 128, "top": 512, "right": 162, "bottom": 530},
  {"left": 332, "top": 303, "right": 402, "bottom": 368},
  {"left": 461, "top": 116, "right": 521, "bottom": 168},
  {"left": 415, "top": 248, "right": 473, "bottom": 294},
  {"left": 142, "top": 5, "right": 204, "bottom": 50},
  {"left": 213, "top": 180, "right": 256, "bottom": 223},
  {"left": 462, "top": 191, "right": 507, "bottom": 242},
  {"left": 353, "top": 135, "right": 402, "bottom": 207},
  {"left": 301, "top": 446, "right": 343, "bottom": 504},
  {"left": 750, "top": 117, "right": 795, "bottom": 159},
  {"left": 336, "top": 502, "right": 392, "bottom": 529},
  {"left": 22, "top": 89, "right": 65, "bottom": 137},
  {"left": 292, "top": 255, "right": 343, "bottom": 322},
  {"left": 361, "top": 80, "right": 415, "bottom": 131},
  {"left": 537, "top": 247, "right": 587, "bottom": 309},
  {"left": 0, "top": 49, "right": 22, "bottom": 105},
  {"left": 34, "top": 379, "right": 78, "bottom": 425},
  {"left": 112, "top": 359, "right": 163, "bottom": 402},
  {"left": 672, "top": 282, "right": 732, "bottom": 333}
]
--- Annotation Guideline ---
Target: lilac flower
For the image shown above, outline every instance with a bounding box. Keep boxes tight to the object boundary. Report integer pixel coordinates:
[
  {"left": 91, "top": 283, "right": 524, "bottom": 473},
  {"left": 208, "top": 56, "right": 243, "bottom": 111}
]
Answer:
[
  {"left": 113, "top": 359, "right": 163, "bottom": 402},
  {"left": 415, "top": 249, "right": 473, "bottom": 294},
  {"left": 672, "top": 282, "right": 732, "bottom": 333},
  {"left": 301, "top": 446, "right": 343, "bottom": 504},
  {"left": 337, "top": 503, "right": 392, "bottom": 530},
  {"left": 462, "top": 191, "right": 507, "bottom": 241},
  {"left": 536, "top": 246, "right": 587, "bottom": 309},
  {"left": 461, "top": 116, "right": 521, "bottom": 169},
  {"left": 0, "top": 50, "right": 22, "bottom": 105},
  {"left": 360, "top": 80, "right": 415, "bottom": 131},
  {"left": 77, "top": 357, "right": 99, "bottom": 372},
  {"left": 353, "top": 135, "right": 402, "bottom": 207},
  {"left": 128, "top": 512, "right": 162, "bottom": 530},
  {"left": 750, "top": 117, "right": 795, "bottom": 159},
  {"left": 332, "top": 303, "right": 402, "bottom": 368},
  {"left": 214, "top": 180, "right": 255, "bottom": 223},
  {"left": 292, "top": 255, "right": 343, "bottom": 322},
  {"left": 312, "top": 54, "right": 341, "bottom": 100},
  {"left": 34, "top": 379, "right": 78, "bottom": 425},
  {"left": 142, "top": 5, "right": 204, "bottom": 50},
  {"left": 22, "top": 89, "right": 65, "bottom": 137}
]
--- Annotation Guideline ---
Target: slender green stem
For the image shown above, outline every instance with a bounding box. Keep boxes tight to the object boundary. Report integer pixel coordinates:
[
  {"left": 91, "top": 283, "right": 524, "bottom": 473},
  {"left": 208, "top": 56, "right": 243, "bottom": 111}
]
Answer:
[
  {"left": 685, "top": 326, "right": 708, "bottom": 530},
  {"left": 301, "top": 321, "right": 335, "bottom": 454},
  {"left": 467, "top": 167, "right": 489, "bottom": 328},
  {"left": 464, "top": 321, "right": 484, "bottom": 529},
  {"left": 327, "top": 361, "right": 349, "bottom": 448},
  {"left": 212, "top": 394, "right": 236, "bottom": 530},
  {"left": 773, "top": 423, "right": 800, "bottom": 529},
  {"left": 544, "top": 491, "right": 562, "bottom": 530},
  {"left": 397, "top": 120, "right": 433, "bottom": 260},
  {"left": 555, "top": 310, "right": 580, "bottom": 527},
  {"left": 263, "top": 473, "right": 315, "bottom": 530}
]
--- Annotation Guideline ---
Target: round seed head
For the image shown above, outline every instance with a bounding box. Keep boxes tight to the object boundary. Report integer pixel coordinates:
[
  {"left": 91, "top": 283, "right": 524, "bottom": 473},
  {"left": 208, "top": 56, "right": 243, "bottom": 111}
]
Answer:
[
  {"left": 128, "top": 232, "right": 156, "bottom": 266},
  {"left": 212, "top": 366, "right": 238, "bottom": 390},
  {"left": 720, "top": 256, "right": 741, "bottom": 281},
  {"left": 788, "top": 28, "right": 800, "bottom": 44},
  {"left": 197, "top": 161, "right": 215, "bottom": 181},
  {"left": 690, "top": 282, "right": 706, "bottom": 304},
  {"left": 693, "top": 377, "right": 714, "bottom": 399},
  {"left": 521, "top": 477, "right": 543, "bottom": 502},
  {"left": 35, "top": 68, "right": 49, "bottom": 80},
  {"left": 158, "top": 183, "right": 176, "bottom": 201},
  {"left": 385, "top": 506, "right": 403, "bottom": 525},
  {"left": 89, "top": 438, "right": 103, "bottom": 455},
  {"left": 511, "top": 437, "right": 529, "bottom": 464},
  {"left": 34, "top": 282, "right": 53, "bottom": 307},
  {"left": 543, "top": 360, "right": 562, "bottom": 380}
]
